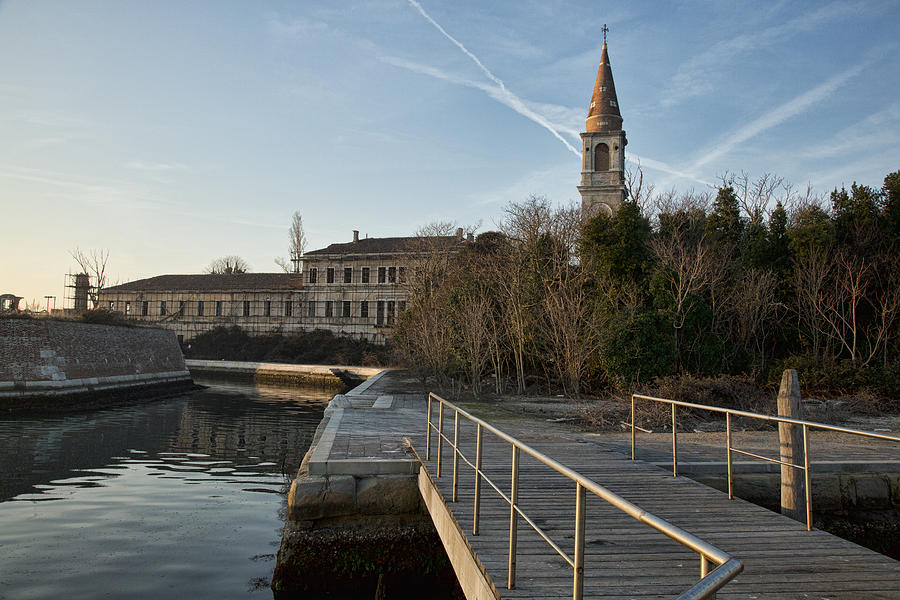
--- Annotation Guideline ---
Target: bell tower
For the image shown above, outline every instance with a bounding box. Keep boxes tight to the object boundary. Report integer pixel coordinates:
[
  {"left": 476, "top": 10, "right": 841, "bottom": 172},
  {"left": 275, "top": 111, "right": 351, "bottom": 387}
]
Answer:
[{"left": 578, "top": 25, "right": 627, "bottom": 218}]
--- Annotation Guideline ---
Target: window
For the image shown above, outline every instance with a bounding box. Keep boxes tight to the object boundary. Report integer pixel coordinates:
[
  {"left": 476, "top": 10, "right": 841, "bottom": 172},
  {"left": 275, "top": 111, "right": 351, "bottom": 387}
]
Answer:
[
  {"left": 594, "top": 143, "right": 610, "bottom": 171},
  {"left": 378, "top": 267, "right": 386, "bottom": 284},
  {"left": 160, "top": 301, "right": 167, "bottom": 315},
  {"left": 398, "top": 267, "right": 406, "bottom": 283},
  {"left": 197, "top": 301, "right": 204, "bottom": 316},
  {"left": 284, "top": 300, "right": 292, "bottom": 317},
  {"left": 361, "top": 267, "right": 370, "bottom": 284},
  {"left": 108, "top": 301, "right": 115, "bottom": 310},
  {"left": 326, "top": 267, "right": 335, "bottom": 283},
  {"left": 142, "top": 301, "right": 149, "bottom": 316},
  {"left": 360, "top": 300, "right": 369, "bottom": 318},
  {"left": 309, "top": 268, "right": 318, "bottom": 284},
  {"left": 343, "top": 267, "right": 352, "bottom": 283},
  {"left": 387, "top": 300, "right": 395, "bottom": 326},
  {"left": 215, "top": 300, "right": 222, "bottom": 316},
  {"left": 388, "top": 266, "right": 396, "bottom": 283},
  {"left": 242, "top": 300, "right": 250, "bottom": 316},
  {"left": 376, "top": 300, "right": 384, "bottom": 325},
  {"left": 325, "top": 301, "right": 333, "bottom": 317},
  {"left": 307, "top": 300, "right": 316, "bottom": 317},
  {"left": 264, "top": 300, "right": 271, "bottom": 316},
  {"left": 398, "top": 300, "right": 407, "bottom": 315},
  {"left": 124, "top": 301, "right": 131, "bottom": 316},
  {"left": 178, "top": 300, "right": 185, "bottom": 314},
  {"left": 342, "top": 300, "right": 351, "bottom": 318}
]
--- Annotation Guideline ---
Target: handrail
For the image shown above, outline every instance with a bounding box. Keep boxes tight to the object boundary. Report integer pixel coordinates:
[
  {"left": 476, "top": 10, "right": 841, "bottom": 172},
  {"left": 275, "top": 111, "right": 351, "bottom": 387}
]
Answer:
[
  {"left": 423, "top": 392, "right": 743, "bottom": 600},
  {"left": 630, "top": 393, "right": 900, "bottom": 531}
]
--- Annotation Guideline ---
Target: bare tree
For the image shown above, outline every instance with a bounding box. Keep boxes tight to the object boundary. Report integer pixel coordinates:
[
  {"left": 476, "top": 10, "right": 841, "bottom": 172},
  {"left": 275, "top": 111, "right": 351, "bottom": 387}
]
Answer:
[
  {"left": 206, "top": 255, "right": 250, "bottom": 275},
  {"left": 70, "top": 247, "right": 109, "bottom": 308},
  {"left": 275, "top": 211, "right": 307, "bottom": 273}
]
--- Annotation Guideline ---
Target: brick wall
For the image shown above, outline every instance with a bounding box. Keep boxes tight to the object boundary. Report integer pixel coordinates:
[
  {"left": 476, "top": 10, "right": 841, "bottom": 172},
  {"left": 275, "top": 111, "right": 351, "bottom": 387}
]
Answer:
[{"left": 0, "top": 319, "right": 186, "bottom": 383}]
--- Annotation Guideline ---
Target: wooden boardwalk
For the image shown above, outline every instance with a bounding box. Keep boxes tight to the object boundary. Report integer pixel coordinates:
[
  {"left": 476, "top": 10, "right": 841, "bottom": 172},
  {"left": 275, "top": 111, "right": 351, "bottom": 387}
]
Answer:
[{"left": 411, "top": 417, "right": 900, "bottom": 599}]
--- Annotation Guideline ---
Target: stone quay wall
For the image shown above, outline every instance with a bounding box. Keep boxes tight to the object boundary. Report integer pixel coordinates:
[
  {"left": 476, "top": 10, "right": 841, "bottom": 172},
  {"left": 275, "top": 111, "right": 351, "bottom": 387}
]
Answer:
[{"left": 0, "top": 318, "right": 192, "bottom": 409}]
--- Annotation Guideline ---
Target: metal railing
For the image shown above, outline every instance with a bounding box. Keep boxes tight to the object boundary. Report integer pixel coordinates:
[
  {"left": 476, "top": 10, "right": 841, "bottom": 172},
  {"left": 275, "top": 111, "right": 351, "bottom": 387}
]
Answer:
[
  {"left": 423, "top": 393, "right": 743, "bottom": 600},
  {"left": 630, "top": 393, "right": 900, "bottom": 531}
]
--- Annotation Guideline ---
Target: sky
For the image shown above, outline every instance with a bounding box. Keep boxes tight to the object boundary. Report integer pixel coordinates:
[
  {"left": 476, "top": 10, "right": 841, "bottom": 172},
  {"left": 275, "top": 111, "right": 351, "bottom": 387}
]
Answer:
[{"left": 2, "top": 0, "right": 899, "bottom": 308}]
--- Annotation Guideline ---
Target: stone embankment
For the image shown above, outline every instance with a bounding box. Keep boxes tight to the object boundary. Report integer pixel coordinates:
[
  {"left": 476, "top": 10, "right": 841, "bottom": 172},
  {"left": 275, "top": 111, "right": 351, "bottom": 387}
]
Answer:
[
  {"left": 1, "top": 319, "right": 193, "bottom": 411},
  {"left": 272, "top": 370, "right": 459, "bottom": 598},
  {"left": 185, "top": 359, "right": 380, "bottom": 389}
]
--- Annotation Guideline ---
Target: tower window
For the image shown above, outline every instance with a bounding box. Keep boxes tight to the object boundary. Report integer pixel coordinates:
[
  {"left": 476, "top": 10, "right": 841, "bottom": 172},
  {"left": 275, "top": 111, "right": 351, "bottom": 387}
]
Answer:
[{"left": 594, "top": 143, "right": 610, "bottom": 171}]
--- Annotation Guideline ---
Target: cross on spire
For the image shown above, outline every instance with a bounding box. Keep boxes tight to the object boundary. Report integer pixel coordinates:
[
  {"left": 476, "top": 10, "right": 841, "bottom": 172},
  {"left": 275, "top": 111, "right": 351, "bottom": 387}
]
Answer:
[{"left": 602, "top": 24, "right": 608, "bottom": 44}]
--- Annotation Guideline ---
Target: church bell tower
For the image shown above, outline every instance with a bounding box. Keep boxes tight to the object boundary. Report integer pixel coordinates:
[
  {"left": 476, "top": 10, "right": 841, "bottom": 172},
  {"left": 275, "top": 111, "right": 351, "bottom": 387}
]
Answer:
[{"left": 579, "top": 26, "right": 627, "bottom": 218}]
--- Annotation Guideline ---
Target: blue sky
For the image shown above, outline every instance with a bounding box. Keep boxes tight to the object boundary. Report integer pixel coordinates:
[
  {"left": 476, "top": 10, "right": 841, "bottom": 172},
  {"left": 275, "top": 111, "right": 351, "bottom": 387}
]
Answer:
[{"left": 2, "top": 0, "right": 899, "bottom": 307}]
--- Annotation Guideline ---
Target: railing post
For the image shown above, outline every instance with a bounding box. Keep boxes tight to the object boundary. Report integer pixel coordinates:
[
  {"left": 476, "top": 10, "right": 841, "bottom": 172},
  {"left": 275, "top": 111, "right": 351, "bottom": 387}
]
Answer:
[
  {"left": 437, "top": 401, "right": 444, "bottom": 477},
  {"left": 700, "top": 556, "right": 716, "bottom": 599},
  {"left": 672, "top": 404, "right": 678, "bottom": 477},
  {"left": 631, "top": 395, "right": 636, "bottom": 460},
  {"left": 425, "top": 394, "right": 432, "bottom": 461},
  {"left": 508, "top": 445, "right": 519, "bottom": 590},
  {"left": 452, "top": 410, "right": 460, "bottom": 502},
  {"left": 726, "top": 412, "right": 733, "bottom": 500},
  {"left": 473, "top": 423, "right": 483, "bottom": 535},
  {"left": 573, "top": 482, "right": 585, "bottom": 600},
  {"left": 778, "top": 369, "right": 805, "bottom": 523},
  {"left": 803, "top": 424, "right": 813, "bottom": 531}
]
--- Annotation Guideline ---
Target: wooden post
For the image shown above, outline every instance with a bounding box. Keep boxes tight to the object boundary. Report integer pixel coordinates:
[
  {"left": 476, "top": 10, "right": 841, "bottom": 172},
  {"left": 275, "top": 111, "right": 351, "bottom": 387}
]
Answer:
[{"left": 778, "top": 369, "right": 805, "bottom": 523}]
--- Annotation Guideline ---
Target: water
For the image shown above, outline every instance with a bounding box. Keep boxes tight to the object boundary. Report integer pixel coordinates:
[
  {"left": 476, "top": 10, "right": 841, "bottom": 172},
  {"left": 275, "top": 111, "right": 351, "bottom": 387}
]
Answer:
[{"left": 0, "top": 377, "right": 332, "bottom": 600}]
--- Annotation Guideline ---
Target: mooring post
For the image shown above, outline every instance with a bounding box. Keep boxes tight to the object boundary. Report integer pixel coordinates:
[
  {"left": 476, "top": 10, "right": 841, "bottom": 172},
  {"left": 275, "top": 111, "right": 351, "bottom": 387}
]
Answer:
[{"left": 777, "top": 369, "right": 805, "bottom": 524}]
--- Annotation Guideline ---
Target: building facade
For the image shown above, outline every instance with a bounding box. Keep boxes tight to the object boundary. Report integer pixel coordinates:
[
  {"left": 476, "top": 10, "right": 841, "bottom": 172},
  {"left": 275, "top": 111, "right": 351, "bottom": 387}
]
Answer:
[
  {"left": 98, "top": 230, "right": 470, "bottom": 344},
  {"left": 578, "top": 37, "right": 627, "bottom": 218}
]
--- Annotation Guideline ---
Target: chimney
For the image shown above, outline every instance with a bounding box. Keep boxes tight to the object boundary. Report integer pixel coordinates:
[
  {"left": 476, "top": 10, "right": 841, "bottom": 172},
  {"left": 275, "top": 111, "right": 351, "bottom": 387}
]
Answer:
[
  {"left": 467, "top": 232, "right": 474, "bottom": 243},
  {"left": 353, "top": 230, "right": 359, "bottom": 243},
  {"left": 456, "top": 227, "right": 463, "bottom": 239}
]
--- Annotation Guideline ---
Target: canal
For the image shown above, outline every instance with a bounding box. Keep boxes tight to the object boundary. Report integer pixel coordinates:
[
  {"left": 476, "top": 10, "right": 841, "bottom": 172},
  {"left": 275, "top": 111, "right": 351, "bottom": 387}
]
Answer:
[{"left": 0, "top": 377, "right": 332, "bottom": 599}]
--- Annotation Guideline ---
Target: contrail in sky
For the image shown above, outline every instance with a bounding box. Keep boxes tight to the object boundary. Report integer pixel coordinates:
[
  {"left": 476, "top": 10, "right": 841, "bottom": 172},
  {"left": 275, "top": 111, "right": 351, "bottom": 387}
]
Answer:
[{"left": 405, "top": 0, "right": 579, "bottom": 156}]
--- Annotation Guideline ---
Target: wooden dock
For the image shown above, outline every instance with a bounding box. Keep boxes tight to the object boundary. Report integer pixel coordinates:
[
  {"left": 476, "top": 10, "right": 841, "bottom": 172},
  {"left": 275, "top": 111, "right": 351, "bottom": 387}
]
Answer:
[{"left": 411, "top": 413, "right": 900, "bottom": 599}]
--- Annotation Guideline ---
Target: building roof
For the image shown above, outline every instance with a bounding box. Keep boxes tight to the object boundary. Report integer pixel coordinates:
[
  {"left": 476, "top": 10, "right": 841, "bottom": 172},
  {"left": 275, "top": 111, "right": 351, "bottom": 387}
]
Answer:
[
  {"left": 586, "top": 42, "right": 623, "bottom": 133},
  {"left": 304, "top": 235, "right": 465, "bottom": 256},
  {"left": 104, "top": 273, "right": 303, "bottom": 292}
]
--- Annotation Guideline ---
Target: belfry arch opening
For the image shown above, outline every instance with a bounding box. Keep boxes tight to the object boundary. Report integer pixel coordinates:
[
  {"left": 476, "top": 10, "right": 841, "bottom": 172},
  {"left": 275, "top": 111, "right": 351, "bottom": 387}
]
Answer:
[{"left": 594, "top": 143, "right": 610, "bottom": 171}]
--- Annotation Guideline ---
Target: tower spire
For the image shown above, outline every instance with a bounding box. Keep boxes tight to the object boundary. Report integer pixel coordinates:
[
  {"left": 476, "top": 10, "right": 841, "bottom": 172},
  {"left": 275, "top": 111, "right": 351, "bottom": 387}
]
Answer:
[{"left": 578, "top": 32, "right": 627, "bottom": 218}]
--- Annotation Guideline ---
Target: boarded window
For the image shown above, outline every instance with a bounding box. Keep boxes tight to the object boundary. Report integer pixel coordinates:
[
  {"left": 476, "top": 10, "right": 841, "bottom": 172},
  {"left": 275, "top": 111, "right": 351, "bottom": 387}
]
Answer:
[
  {"left": 285, "top": 300, "right": 292, "bottom": 317},
  {"left": 344, "top": 267, "right": 352, "bottom": 283},
  {"left": 360, "top": 300, "right": 369, "bottom": 318},
  {"left": 594, "top": 143, "right": 610, "bottom": 171},
  {"left": 362, "top": 267, "right": 370, "bottom": 284},
  {"left": 243, "top": 300, "right": 250, "bottom": 316},
  {"left": 309, "top": 268, "right": 318, "bottom": 284},
  {"left": 325, "top": 301, "right": 333, "bottom": 317},
  {"left": 378, "top": 267, "right": 386, "bottom": 284},
  {"left": 342, "top": 301, "right": 351, "bottom": 318},
  {"left": 197, "top": 301, "right": 204, "bottom": 316}
]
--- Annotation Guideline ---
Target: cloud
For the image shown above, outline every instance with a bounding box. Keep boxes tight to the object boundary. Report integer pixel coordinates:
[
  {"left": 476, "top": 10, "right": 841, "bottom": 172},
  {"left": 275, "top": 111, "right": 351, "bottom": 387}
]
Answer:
[
  {"left": 687, "top": 57, "right": 872, "bottom": 173},
  {"left": 125, "top": 160, "right": 188, "bottom": 172},
  {"left": 661, "top": 1, "right": 872, "bottom": 108},
  {"left": 795, "top": 101, "right": 900, "bottom": 160}
]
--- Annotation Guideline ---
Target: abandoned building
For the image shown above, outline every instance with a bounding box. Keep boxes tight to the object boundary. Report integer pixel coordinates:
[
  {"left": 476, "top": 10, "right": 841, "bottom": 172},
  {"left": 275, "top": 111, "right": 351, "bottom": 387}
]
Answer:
[{"left": 98, "top": 229, "right": 471, "bottom": 344}]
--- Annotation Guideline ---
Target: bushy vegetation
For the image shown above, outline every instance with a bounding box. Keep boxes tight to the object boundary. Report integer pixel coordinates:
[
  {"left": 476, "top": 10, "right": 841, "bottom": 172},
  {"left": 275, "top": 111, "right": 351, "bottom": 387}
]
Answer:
[
  {"left": 392, "top": 170, "right": 900, "bottom": 403},
  {"left": 185, "top": 326, "right": 391, "bottom": 367}
]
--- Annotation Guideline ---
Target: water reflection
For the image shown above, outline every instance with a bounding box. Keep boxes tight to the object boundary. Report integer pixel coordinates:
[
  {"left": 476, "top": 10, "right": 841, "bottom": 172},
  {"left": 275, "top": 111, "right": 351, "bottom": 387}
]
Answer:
[{"left": 0, "top": 377, "right": 331, "bottom": 599}]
